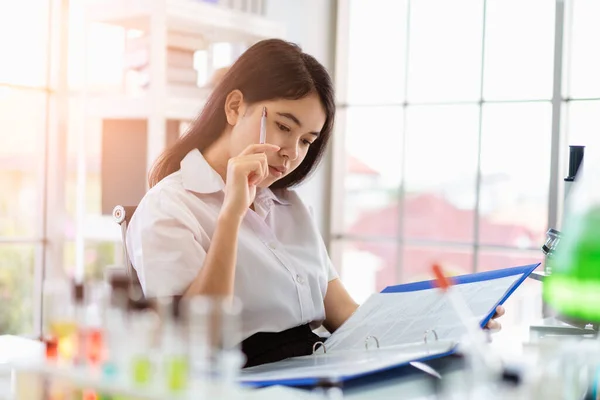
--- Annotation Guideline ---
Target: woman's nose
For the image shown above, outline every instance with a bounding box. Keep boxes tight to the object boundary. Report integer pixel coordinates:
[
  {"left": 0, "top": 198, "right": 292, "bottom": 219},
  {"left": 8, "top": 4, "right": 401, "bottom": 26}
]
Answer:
[{"left": 280, "top": 141, "right": 299, "bottom": 161}]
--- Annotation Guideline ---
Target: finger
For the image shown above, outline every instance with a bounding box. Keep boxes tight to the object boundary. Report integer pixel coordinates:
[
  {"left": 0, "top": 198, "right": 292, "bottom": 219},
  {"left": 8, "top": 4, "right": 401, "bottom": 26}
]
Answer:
[
  {"left": 248, "top": 173, "right": 261, "bottom": 186},
  {"left": 244, "top": 155, "right": 269, "bottom": 185},
  {"left": 231, "top": 158, "right": 261, "bottom": 183},
  {"left": 485, "top": 319, "right": 502, "bottom": 331},
  {"left": 247, "top": 160, "right": 267, "bottom": 186},
  {"left": 231, "top": 154, "right": 270, "bottom": 185},
  {"left": 260, "top": 156, "right": 270, "bottom": 182},
  {"left": 253, "top": 156, "right": 270, "bottom": 185},
  {"left": 234, "top": 154, "right": 267, "bottom": 170},
  {"left": 240, "top": 143, "right": 280, "bottom": 156},
  {"left": 493, "top": 305, "right": 506, "bottom": 319}
]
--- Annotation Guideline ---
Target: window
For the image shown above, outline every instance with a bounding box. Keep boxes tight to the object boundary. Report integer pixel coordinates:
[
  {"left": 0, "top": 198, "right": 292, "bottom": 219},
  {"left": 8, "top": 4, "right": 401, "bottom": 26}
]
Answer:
[
  {"left": 564, "top": 0, "right": 600, "bottom": 162},
  {"left": 0, "top": 245, "right": 36, "bottom": 334},
  {"left": 333, "top": 0, "right": 586, "bottom": 303},
  {"left": 479, "top": 103, "right": 552, "bottom": 248},
  {"left": 567, "top": 0, "right": 600, "bottom": 99},
  {"left": 0, "top": 0, "right": 51, "bottom": 88},
  {"left": 483, "top": 0, "right": 555, "bottom": 101},
  {"left": 338, "top": 106, "right": 404, "bottom": 235},
  {"left": 331, "top": 240, "right": 398, "bottom": 304},
  {"left": 345, "top": 0, "right": 407, "bottom": 104},
  {"left": 403, "top": 105, "right": 479, "bottom": 244},
  {"left": 566, "top": 101, "right": 600, "bottom": 149},
  {"left": 407, "top": 0, "right": 483, "bottom": 103},
  {"left": 0, "top": 90, "right": 47, "bottom": 238},
  {"left": 0, "top": 0, "right": 53, "bottom": 335}
]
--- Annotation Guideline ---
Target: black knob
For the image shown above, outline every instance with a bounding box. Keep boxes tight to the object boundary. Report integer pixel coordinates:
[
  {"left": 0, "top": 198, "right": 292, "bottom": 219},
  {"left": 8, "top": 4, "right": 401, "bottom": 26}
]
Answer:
[{"left": 565, "top": 145, "right": 585, "bottom": 182}]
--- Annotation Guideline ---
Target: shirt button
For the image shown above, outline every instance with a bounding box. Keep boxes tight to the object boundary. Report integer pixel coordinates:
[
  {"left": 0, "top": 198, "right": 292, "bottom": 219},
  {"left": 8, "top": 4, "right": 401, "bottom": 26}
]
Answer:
[
  {"left": 296, "top": 274, "right": 304, "bottom": 284},
  {"left": 268, "top": 242, "right": 277, "bottom": 250}
]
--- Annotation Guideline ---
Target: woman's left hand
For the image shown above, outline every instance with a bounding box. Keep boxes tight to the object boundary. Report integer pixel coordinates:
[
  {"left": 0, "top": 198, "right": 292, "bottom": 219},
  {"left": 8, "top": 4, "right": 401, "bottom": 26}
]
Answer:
[{"left": 484, "top": 305, "right": 505, "bottom": 331}]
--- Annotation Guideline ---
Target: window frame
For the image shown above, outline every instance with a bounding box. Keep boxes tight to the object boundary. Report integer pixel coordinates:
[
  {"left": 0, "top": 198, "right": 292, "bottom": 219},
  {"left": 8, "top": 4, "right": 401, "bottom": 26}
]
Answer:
[
  {"left": 0, "top": 0, "right": 69, "bottom": 335},
  {"left": 331, "top": 0, "right": 572, "bottom": 284}
]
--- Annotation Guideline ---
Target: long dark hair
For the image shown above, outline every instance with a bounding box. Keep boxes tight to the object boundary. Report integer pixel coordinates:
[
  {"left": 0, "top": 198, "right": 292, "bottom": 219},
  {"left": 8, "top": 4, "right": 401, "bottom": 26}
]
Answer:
[{"left": 149, "top": 39, "right": 336, "bottom": 189}]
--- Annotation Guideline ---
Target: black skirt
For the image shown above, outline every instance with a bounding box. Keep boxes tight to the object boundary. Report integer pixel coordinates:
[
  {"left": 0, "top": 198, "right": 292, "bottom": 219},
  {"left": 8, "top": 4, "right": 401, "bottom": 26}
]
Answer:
[{"left": 241, "top": 324, "right": 324, "bottom": 368}]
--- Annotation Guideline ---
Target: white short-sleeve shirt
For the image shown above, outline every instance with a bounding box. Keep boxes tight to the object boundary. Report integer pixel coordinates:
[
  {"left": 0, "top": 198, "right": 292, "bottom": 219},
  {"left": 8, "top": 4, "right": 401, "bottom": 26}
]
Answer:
[{"left": 126, "top": 149, "right": 338, "bottom": 340}]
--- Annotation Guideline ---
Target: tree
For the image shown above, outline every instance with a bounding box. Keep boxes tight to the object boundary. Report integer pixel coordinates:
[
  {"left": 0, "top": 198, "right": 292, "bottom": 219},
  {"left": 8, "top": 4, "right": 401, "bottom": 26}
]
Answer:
[{"left": 0, "top": 245, "right": 34, "bottom": 334}]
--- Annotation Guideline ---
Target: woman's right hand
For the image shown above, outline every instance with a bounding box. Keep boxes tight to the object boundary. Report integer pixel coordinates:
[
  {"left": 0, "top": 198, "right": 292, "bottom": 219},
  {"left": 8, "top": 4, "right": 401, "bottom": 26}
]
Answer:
[{"left": 220, "top": 143, "right": 280, "bottom": 221}]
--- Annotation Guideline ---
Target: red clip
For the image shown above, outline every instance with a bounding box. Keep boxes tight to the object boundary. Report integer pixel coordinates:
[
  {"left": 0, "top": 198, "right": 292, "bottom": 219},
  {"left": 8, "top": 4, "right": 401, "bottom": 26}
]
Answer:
[{"left": 432, "top": 264, "right": 453, "bottom": 291}]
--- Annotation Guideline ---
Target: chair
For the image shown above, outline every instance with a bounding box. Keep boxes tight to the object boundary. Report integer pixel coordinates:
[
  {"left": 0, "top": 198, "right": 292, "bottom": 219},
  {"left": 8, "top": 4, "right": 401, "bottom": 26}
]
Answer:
[{"left": 112, "top": 205, "right": 141, "bottom": 286}]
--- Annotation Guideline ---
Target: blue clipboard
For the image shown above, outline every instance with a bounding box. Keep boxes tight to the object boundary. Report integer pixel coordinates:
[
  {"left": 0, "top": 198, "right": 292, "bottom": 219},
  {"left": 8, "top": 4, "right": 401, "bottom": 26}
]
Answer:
[
  {"left": 241, "top": 263, "right": 540, "bottom": 388},
  {"left": 382, "top": 263, "right": 540, "bottom": 329}
]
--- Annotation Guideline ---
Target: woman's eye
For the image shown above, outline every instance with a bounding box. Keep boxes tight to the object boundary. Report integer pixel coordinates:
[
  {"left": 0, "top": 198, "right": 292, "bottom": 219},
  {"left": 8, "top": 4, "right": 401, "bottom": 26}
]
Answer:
[
  {"left": 302, "top": 139, "right": 313, "bottom": 146},
  {"left": 276, "top": 122, "right": 291, "bottom": 132}
]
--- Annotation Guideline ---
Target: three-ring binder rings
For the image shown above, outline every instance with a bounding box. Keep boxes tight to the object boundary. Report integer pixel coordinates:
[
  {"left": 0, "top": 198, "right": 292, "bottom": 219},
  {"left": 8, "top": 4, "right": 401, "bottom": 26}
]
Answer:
[{"left": 240, "top": 263, "right": 540, "bottom": 387}]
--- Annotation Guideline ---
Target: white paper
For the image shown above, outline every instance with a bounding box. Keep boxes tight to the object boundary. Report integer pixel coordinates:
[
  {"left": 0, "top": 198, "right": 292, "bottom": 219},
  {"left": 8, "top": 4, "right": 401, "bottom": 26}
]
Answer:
[
  {"left": 324, "top": 274, "right": 520, "bottom": 352},
  {"left": 240, "top": 273, "right": 523, "bottom": 384}
]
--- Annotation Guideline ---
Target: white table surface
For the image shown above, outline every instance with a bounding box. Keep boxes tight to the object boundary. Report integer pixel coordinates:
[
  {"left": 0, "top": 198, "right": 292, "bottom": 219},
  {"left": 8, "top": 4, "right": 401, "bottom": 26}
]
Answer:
[{"left": 1, "top": 321, "right": 590, "bottom": 400}]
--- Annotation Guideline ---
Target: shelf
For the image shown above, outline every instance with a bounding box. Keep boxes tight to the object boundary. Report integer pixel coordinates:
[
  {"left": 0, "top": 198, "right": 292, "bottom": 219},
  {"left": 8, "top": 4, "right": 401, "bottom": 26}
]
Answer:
[
  {"left": 12, "top": 362, "right": 249, "bottom": 400},
  {"left": 87, "top": 91, "right": 207, "bottom": 120},
  {"left": 85, "top": 0, "right": 285, "bottom": 43}
]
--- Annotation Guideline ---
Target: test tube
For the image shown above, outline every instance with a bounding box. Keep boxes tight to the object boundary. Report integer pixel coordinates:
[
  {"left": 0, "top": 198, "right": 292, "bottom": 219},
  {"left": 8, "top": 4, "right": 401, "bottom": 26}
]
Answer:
[
  {"left": 97, "top": 277, "right": 131, "bottom": 400},
  {"left": 73, "top": 282, "right": 87, "bottom": 366},
  {"left": 44, "top": 282, "right": 77, "bottom": 365},
  {"left": 157, "top": 296, "right": 190, "bottom": 393},
  {"left": 43, "top": 335, "right": 58, "bottom": 362},
  {"left": 186, "top": 296, "right": 244, "bottom": 385},
  {"left": 85, "top": 282, "right": 112, "bottom": 369},
  {"left": 127, "top": 289, "right": 159, "bottom": 387}
]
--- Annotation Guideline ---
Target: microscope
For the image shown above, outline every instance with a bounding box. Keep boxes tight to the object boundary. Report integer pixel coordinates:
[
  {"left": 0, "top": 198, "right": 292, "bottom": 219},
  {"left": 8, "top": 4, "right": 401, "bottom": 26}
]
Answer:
[
  {"left": 531, "top": 145, "right": 599, "bottom": 335},
  {"left": 541, "top": 145, "right": 585, "bottom": 266}
]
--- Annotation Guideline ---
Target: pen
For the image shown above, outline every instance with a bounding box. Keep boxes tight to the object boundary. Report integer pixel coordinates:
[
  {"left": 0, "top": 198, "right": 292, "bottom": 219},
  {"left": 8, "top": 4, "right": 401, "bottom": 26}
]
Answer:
[{"left": 260, "top": 106, "right": 267, "bottom": 144}]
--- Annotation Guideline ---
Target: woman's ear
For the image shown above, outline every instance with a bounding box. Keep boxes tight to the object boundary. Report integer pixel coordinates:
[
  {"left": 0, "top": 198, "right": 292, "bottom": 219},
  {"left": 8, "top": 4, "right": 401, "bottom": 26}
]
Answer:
[{"left": 224, "top": 90, "right": 245, "bottom": 126}]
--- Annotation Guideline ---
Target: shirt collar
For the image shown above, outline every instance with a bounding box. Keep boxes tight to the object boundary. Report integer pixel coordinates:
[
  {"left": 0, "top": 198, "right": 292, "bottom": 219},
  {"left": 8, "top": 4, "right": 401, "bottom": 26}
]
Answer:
[
  {"left": 256, "top": 187, "right": 291, "bottom": 206},
  {"left": 180, "top": 149, "right": 225, "bottom": 194},
  {"left": 180, "top": 149, "right": 291, "bottom": 206}
]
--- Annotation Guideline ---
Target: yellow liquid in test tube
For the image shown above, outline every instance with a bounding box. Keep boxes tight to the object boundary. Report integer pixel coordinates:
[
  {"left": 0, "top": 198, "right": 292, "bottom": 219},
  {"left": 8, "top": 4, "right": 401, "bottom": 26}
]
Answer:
[
  {"left": 49, "top": 320, "right": 78, "bottom": 338},
  {"left": 49, "top": 320, "right": 78, "bottom": 361}
]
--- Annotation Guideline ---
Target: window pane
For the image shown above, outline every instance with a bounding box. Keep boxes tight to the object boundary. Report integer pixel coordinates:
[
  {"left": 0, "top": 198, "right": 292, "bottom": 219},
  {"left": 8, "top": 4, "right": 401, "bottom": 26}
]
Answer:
[
  {"left": 568, "top": 0, "right": 600, "bottom": 98},
  {"left": 342, "top": 106, "right": 403, "bottom": 236},
  {"left": 0, "top": 89, "right": 46, "bottom": 237},
  {"left": 332, "top": 240, "right": 398, "bottom": 303},
  {"left": 402, "top": 245, "right": 473, "bottom": 282},
  {"left": 0, "top": 244, "right": 35, "bottom": 334},
  {"left": 65, "top": 100, "right": 122, "bottom": 277},
  {"left": 407, "top": 0, "right": 483, "bottom": 102},
  {"left": 483, "top": 0, "right": 555, "bottom": 100},
  {"left": 0, "top": 0, "right": 50, "bottom": 86},
  {"left": 346, "top": 0, "right": 407, "bottom": 104},
  {"left": 567, "top": 101, "right": 600, "bottom": 149},
  {"left": 404, "top": 105, "right": 479, "bottom": 242},
  {"left": 66, "top": 100, "right": 103, "bottom": 221},
  {"left": 479, "top": 103, "right": 552, "bottom": 247},
  {"left": 477, "top": 249, "right": 542, "bottom": 272},
  {"left": 64, "top": 240, "right": 120, "bottom": 280}
]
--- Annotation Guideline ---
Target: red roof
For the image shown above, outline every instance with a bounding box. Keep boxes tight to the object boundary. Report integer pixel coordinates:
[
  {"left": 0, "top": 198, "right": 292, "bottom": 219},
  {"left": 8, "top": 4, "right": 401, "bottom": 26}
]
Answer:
[
  {"left": 347, "top": 155, "right": 379, "bottom": 176},
  {"left": 348, "top": 193, "right": 543, "bottom": 290}
]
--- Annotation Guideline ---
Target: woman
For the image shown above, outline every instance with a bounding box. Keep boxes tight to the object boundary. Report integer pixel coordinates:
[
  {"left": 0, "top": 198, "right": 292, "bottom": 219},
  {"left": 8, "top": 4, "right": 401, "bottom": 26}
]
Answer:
[{"left": 127, "top": 39, "right": 504, "bottom": 367}]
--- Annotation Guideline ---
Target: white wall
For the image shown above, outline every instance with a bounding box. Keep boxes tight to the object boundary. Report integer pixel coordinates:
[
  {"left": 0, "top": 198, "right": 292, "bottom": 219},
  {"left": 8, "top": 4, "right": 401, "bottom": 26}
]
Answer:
[{"left": 265, "top": 0, "right": 337, "bottom": 240}]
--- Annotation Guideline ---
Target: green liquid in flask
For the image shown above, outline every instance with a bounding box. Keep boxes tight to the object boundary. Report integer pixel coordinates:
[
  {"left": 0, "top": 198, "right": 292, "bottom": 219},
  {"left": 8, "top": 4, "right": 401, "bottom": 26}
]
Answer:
[{"left": 544, "top": 206, "right": 600, "bottom": 323}]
